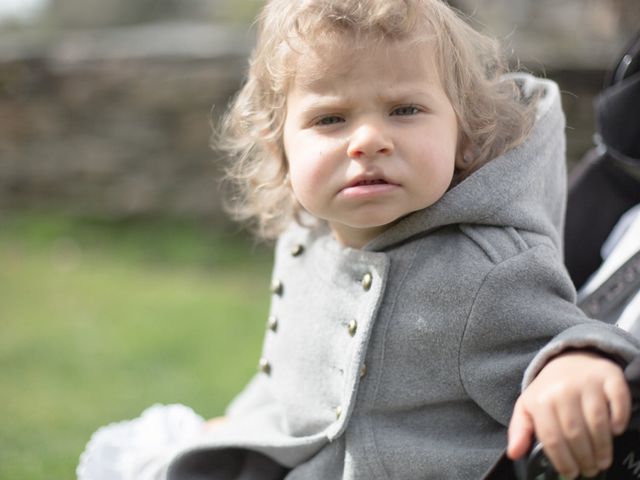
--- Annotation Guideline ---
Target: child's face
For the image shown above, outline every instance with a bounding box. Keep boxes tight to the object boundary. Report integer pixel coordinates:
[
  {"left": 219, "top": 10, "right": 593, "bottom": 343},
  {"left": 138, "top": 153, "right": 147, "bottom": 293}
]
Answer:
[{"left": 283, "top": 41, "right": 460, "bottom": 248}]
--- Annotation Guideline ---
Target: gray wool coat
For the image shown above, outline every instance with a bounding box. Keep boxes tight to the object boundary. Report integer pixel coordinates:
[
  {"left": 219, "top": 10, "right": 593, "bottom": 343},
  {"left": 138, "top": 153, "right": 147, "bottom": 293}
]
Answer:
[{"left": 166, "top": 75, "right": 640, "bottom": 479}]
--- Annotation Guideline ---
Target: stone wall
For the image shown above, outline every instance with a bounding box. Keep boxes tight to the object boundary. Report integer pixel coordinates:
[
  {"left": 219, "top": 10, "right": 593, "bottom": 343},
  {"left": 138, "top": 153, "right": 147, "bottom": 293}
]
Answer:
[
  {"left": 0, "top": 24, "right": 249, "bottom": 219},
  {"left": 458, "top": 0, "right": 640, "bottom": 70}
]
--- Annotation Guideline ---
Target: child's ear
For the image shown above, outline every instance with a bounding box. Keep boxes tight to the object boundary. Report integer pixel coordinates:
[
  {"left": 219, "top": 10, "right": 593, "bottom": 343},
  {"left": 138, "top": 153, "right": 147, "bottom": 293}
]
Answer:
[{"left": 455, "top": 142, "right": 475, "bottom": 171}]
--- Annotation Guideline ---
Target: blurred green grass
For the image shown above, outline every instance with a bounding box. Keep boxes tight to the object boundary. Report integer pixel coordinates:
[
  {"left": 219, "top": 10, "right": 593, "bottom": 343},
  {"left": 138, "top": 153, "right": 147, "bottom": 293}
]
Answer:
[{"left": 0, "top": 212, "right": 273, "bottom": 479}]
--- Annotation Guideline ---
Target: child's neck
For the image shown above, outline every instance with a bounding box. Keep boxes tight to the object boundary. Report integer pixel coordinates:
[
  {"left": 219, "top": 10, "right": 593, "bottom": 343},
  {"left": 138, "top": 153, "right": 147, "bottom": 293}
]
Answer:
[{"left": 330, "top": 222, "right": 392, "bottom": 249}]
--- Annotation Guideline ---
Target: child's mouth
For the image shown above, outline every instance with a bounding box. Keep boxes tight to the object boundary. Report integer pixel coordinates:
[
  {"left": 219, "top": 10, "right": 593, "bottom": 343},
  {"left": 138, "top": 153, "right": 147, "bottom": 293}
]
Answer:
[
  {"left": 340, "top": 177, "right": 399, "bottom": 198},
  {"left": 355, "top": 179, "right": 388, "bottom": 186}
]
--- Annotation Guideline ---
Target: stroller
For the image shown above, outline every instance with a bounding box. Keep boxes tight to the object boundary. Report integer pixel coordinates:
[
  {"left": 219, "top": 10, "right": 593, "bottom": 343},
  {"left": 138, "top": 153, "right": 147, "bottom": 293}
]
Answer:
[{"left": 485, "top": 31, "right": 640, "bottom": 480}]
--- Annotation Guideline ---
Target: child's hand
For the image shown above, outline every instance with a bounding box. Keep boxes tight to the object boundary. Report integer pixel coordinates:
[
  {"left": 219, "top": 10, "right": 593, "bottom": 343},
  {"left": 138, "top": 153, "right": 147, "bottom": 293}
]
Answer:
[{"left": 507, "top": 351, "right": 631, "bottom": 479}]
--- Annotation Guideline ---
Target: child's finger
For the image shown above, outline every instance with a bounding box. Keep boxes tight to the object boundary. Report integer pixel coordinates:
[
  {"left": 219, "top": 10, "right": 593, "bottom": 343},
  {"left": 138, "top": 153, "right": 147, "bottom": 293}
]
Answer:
[
  {"left": 533, "top": 404, "right": 580, "bottom": 479},
  {"left": 554, "top": 394, "right": 599, "bottom": 477},
  {"left": 581, "top": 388, "right": 613, "bottom": 471},
  {"left": 603, "top": 375, "right": 632, "bottom": 435},
  {"left": 507, "top": 398, "right": 535, "bottom": 460}
]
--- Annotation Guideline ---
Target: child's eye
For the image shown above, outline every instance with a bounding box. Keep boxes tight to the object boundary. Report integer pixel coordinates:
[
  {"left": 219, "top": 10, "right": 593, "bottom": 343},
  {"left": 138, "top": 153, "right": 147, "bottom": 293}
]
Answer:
[
  {"left": 315, "top": 115, "right": 344, "bottom": 126},
  {"left": 391, "top": 105, "right": 421, "bottom": 116}
]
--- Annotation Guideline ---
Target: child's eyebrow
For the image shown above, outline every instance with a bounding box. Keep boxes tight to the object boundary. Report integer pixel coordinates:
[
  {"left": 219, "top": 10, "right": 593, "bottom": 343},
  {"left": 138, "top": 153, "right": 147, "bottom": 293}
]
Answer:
[
  {"left": 294, "top": 94, "right": 345, "bottom": 111},
  {"left": 293, "top": 86, "right": 439, "bottom": 112},
  {"left": 376, "top": 87, "right": 438, "bottom": 104}
]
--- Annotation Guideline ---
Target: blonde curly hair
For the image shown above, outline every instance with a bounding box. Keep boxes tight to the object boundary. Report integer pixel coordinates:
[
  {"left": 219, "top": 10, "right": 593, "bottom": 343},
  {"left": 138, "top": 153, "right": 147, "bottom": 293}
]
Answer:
[{"left": 218, "top": 0, "right": 537, "bottom": 239}]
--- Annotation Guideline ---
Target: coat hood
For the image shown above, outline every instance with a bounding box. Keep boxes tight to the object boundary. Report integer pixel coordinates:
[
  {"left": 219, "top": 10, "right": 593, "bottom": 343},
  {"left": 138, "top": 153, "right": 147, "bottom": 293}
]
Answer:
[{"left": 366, "top": 74, "right": 566, "bottom": 253}]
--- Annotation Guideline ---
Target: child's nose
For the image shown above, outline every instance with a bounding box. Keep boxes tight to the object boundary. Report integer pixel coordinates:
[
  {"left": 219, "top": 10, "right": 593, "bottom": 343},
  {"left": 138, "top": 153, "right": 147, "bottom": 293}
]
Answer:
[{"left": 347, "top": 122, "right": 394, "bottom": 159}]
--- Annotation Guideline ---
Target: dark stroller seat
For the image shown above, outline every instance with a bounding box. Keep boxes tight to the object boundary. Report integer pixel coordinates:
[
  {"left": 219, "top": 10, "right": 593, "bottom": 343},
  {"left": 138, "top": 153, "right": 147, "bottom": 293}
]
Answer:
[{"left": 564, "top": 30, "right": 640, "bottom": 291}]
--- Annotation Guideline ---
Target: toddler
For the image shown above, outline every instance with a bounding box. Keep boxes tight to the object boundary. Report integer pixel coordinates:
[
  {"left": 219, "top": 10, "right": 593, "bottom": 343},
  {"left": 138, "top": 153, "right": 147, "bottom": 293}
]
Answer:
[{"left": 80, "top": 1, "right": 640, "bottom": 479}]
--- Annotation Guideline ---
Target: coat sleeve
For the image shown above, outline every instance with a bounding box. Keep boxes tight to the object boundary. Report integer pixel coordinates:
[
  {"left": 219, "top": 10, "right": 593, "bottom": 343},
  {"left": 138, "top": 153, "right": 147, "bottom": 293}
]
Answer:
[{"left": 458, "top": 244, "right": 640, "bottom": 426}]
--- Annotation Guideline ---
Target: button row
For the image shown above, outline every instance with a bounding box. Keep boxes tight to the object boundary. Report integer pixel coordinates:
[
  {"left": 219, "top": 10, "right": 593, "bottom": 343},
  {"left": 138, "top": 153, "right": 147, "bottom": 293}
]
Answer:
[
  {"left": 262, "top": 258, "right": 372, "bottom": 423},
  {"left": 270, "top": 271, "right": 372, "bottom": 298}
]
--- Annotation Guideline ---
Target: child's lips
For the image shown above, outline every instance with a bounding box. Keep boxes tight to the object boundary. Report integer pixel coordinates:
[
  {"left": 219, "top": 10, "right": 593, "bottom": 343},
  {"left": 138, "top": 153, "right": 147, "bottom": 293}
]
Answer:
[
  {"left": 340, "top": 176, "right": 400, "bottom": 197},
  {"left": 346, "top": 174, "right": 398, "bottom": 188},
  {"left": 353, "top": 179, "right": 389, "bottom": 186}
]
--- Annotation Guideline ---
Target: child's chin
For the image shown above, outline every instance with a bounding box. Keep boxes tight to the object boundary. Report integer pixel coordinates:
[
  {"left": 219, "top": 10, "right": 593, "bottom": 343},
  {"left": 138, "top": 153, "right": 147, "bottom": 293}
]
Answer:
[{"left": 357, "top": 215, "right": 409, "bottom": 230}]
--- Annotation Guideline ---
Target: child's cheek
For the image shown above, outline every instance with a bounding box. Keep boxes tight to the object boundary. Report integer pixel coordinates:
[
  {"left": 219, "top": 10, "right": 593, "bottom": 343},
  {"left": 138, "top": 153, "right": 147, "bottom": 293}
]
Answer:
[
  {"left": 290, "top": 155, "right": 331, "bottom": 214},
  {"left": 287, "top": 157, "right": 315, "bottom": 208}
]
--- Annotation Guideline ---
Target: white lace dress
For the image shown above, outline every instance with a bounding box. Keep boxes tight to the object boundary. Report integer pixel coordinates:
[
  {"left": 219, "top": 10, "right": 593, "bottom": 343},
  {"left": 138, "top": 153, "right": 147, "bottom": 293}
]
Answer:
[{"left": 77, "top": 404, "right": 205, "bottom": 480}]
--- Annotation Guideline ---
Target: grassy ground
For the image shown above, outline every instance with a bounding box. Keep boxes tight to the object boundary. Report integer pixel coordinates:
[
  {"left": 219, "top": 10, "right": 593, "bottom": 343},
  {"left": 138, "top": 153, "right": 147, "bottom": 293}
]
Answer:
[{"left": 0, "top": 213, "right": 273, "bottom": 479}]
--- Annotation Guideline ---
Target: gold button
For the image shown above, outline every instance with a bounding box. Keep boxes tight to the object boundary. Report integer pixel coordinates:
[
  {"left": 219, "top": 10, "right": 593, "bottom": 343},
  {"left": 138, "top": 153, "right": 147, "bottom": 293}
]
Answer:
[
  {"left": 291, "top": 244, "right": 304, "bottom": 257},
  {"left": 258, "top": 358, "right": 271, "bottom": 375},
  {"left": 335, "top": 405, "right": 343, "bottom": 419},
  {"left": 347, "top": 319, "right": 358, "bottom": 336},
  {"left": 267, "top": 316, "right": 278, "bottom": 332},
  {"left": 361, "top": 272, "right": 372, "bottom": 291},
  {"left": 270, "top": 279, "right": 283, "bottom": 296},
  {"left": 359, "top": 364, "right": 367, "bottom": 378}
]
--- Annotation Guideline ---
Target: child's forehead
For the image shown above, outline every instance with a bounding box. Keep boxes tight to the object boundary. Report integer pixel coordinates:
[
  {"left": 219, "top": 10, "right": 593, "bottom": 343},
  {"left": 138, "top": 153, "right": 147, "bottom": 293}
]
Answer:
[{"left": 288, "top": 38, "right": 441, "bottom": 91}]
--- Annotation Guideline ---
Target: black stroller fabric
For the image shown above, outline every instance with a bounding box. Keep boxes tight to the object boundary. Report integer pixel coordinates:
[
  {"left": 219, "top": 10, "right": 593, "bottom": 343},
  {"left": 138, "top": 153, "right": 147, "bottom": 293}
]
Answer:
[{"left": 564, "top": 32, "right": 640, "bottom": 289}]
